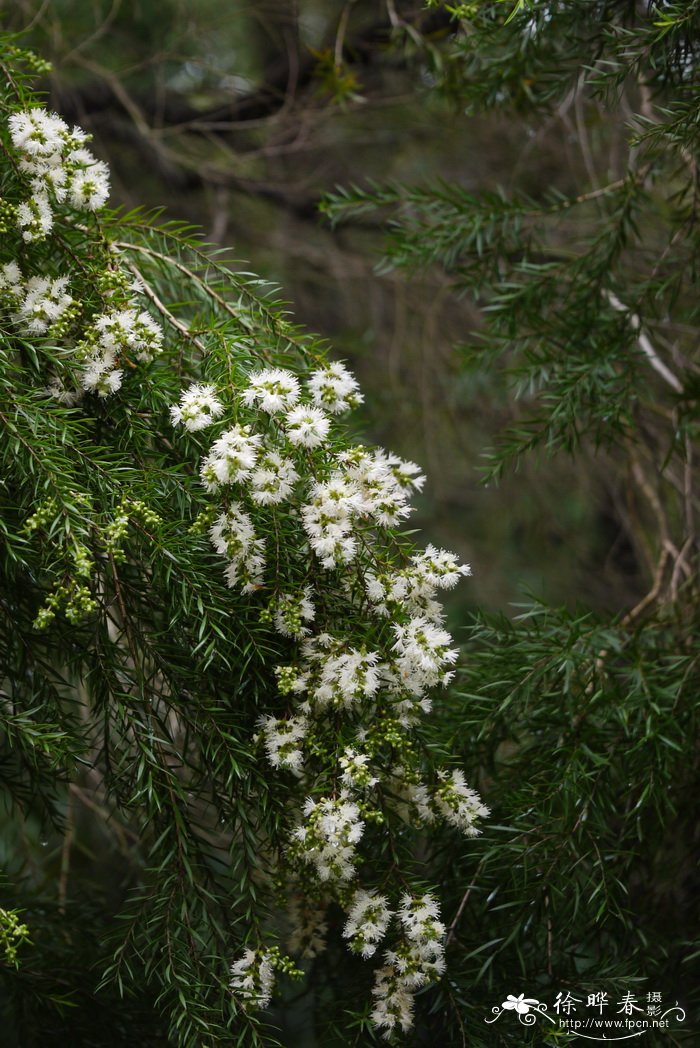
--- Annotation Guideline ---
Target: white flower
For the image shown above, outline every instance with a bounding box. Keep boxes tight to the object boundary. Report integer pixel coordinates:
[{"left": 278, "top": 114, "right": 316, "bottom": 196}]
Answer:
[
  {"left": 92, "top": 309, "right": 162, "bottom": 362},
  {"left": 308, "top": 361, "right": 363, "bottom": 414},
  {"left": 13, "top": 275, "right": 72, "bottom": 334},
  {"left": 229, "top": 948, "right": 275, "bottom": 1010},
  {"left": 200, "top": 425, "right": 262, "bottom": 491},
  {"left": 300, "top": 473, "right": 364, "bottom": 568},
  {"left": 284, "top": 404, "right": 331, "bottom": 448},
  {"left": 343, "top": 890, "right": 392, "bottom": 958},
  {"left": 65, "top": 149, "right": 110, "bottom": 210},
  {"left": 250, "top": 450, "right": 299, "bottom": 504},
  {"left": 339, "top": 446, "right": 425, "bottom": 527},
  {"left": 79, "top": 351, "right": 123, "bottom": 397},
  {"left": 170, "top": 384, "right": 225, "bottom": 431},
  {"left": 17, "top": 190, "right": 53, "bottom": 241},
  {"left": 242, "top": 368, "right": 300, "bottom": 413},
  {"left": 209, "top": 505, "right": 266, "bottom": 592},
  {"left": 434, "top": 769, "right": 489, "bottom": 836},
  {"left": 291, "top": 796, "right": 364, "bottom": 883},
  {"left": 312, "top": 645, "right": 380, "bottom": 708},
  {"left": 259, "top": 714, "right": 308, "bottom": 774},
  {"left": 370, "top": 965, "right": 415, "bottom": 1036},
  {"left": 340, "top": 748, "right": 379, "bottom": 790},
  {"left": 9, "top": 109, "right": 111, "bottom": 230},
  {"left": 391, "top": 616, "right": 459, "bottom": 696},
  {"left": 273, "top": 586, "right": 316, "bottom": 638},
  {"left": 9, "top": 109, "right": 68, "bottom": 158},
  {"left": 0, "top": 262, "right": 22, "bottom": 295}
]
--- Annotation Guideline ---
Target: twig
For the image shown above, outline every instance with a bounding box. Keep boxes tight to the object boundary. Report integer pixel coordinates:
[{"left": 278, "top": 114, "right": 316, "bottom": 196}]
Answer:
[
  {"left": 607, "top": 292, "right": 683, "bottom": 393},
  {"left": 123, "top": 260, "right": 209, "bottom": 354}
]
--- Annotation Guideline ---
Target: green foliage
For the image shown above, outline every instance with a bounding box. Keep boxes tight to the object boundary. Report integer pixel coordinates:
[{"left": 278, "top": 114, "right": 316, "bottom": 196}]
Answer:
[
  {"left": 320, "top": 1, "right": 700, "bottom": 1044},
  {"left": 0, "top": 33, "right": 484, "bottom": 1048}
]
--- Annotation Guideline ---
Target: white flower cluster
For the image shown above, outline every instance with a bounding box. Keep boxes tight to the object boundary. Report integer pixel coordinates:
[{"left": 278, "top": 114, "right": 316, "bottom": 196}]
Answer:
[
  {"left": 435, "top": 769, "right": 491, "bottom": 835},
  {"left": 76, "top": 309, "right": 162, "bottom": 398},
  {"left": 229, "top": 948, "right": 276, "bottom": 1010},
  {"left": 339, "top": 747, "right": 378, "bottom": 789},
  {"left": 18, "top": 275, "right": 72, "bottom": 334},
  {"left": 367, "top": 544, "right": 471, "bottom": 620},
  {"left": 170, "top": 358, "right": 484, "bottom": 1035},
  {"left": 301, "top": 472, "right": 364, "bottom": 567},
  {"left": 251, "top": 451, "right": 298, "bottom": 505},
  {"left": 308, "top": 360, "right": 363, "bottom": 414},
  {"left": 391, "top": 617, "right": 459, "bottom": 694},
  {"left": 9, "top": 108, "right": 109, "bottom": 240},
  {"left": 273, "top": 587, "right": 315, "bottom": 638},
  {"left": 343, "top": 889, "right": 393, "bottom": 959},
  {"left": 258, "top": 713, "right": 308, "bottom": 775},
  {"left": 0, "top": 262, "right": 76, "bottom": 338},
  {"left": 371, "top": 894, "right": 446, "bottom": 1037},
  {"left": 306, "top": 636, "right": 381, "bottom": 709},
  {"left": 291, "top": 796, "right": 365, "bottom": 883},
  {"left": 170, "top": 383, "right": 224, "bottom": 432},
  {"left": 242, "top": 367, "right": 300, "bottom": 413},
  {"left": 340, "top": 446, "right": 425, "bottom": 527},
  {"left": 200, "top": 424, "right": 262, "bottom": 491},
  {"left": 209, "top": 505, "right": 266, "bottom": 593}
]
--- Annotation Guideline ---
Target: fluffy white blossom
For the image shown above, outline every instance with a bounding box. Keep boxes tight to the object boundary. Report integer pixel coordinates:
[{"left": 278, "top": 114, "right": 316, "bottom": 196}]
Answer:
[
  {"left": 301, "top": 473, "right": 364, "bottom": 567},
  {"left": 13, "top": 276, "right": 72, "bottom": 334},
  {"left": 284, "top": 404, "right": 331, "bottom": 448},
  {"left": 64, "top": 147, "right": 110, "bottom": 210},
  {"left": 16, "top": 190, "right": 53, "bottom": 241},
  {"left": 0, "top": 262, "right": 22, "bottom": 295},
  {"left": 209, "top": 504, "right": 266, "bottom": 592},
  {"left": 250, "top": 450, "right": 299, "bottom": 505},
  {"left": 229, "top": 948, "right": 275, "bottom": 1010},
  {"left": 9, "top": 108, "right": 69, "bottom": 158},
  {"left": 9, "top": 108, "right": 110, "bottom": 240},
  {"left": 339, "top": 748, "right": 378, "bottom": 790},
  {"left": 79, "top": 351, "right": 123, "bottom": 397},
  {"left": 391, "top": 616, "right": 459, "bottom": 695},
  {"left": 259, "top": 714, "right": 309, "bottom": 774},
  {"left": 343, "top": 890, "right": 392, "bottom": 959},
  {"left": 273, "top": 586, "right": 316, "bottom": 638},
  {"left": 307, "top": 361, "right": 363, "bottom": 414},
  {"left": 366, "top": 544, "right": 471, "bottom": 621},
  {"left": 291, "top": 795, "right": 364, "bottom": 883},
  {"left": 388, "top": 766, "right": 435, "bottom": 825},
  {"left": 340, "top": 446, "right": 424, "bottom": 527},
  {"left": 312, "top": 645, "right": 381, "bottom": 708},
  {"left": 170, "top": 384, "right": 225, "bottom": 432},
  {"left": 370, "top": 966, "right": 415, "bottom": 1037},
  {"left": 200, "top": 425, "right": 262, "bottom": 491},
  {"left": 92, "top": 308, "right": 163, "bottom": 362},
  {"left": 434, "top": 769, "right": 490, "bottom": 836},
  {"left": 242, "top": 368, "right": 300, "bottom": 413}
]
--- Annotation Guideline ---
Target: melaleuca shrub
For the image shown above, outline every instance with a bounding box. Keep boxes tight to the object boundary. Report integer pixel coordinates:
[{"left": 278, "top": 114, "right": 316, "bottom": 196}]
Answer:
[{"left": 0, "top": 45, "right": 487, "bottom": 1044}]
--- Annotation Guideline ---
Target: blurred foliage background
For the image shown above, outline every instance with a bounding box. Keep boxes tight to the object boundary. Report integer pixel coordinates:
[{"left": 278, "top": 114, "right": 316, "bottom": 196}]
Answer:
[{"left": 2, "top": 1, "right": 699, "bottom": 1045}]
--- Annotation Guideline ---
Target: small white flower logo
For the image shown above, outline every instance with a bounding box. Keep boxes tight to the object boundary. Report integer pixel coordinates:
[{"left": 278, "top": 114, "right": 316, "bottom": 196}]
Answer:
[{"left": 502, "top": 993, "right": 540, "bottom": 1014}]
